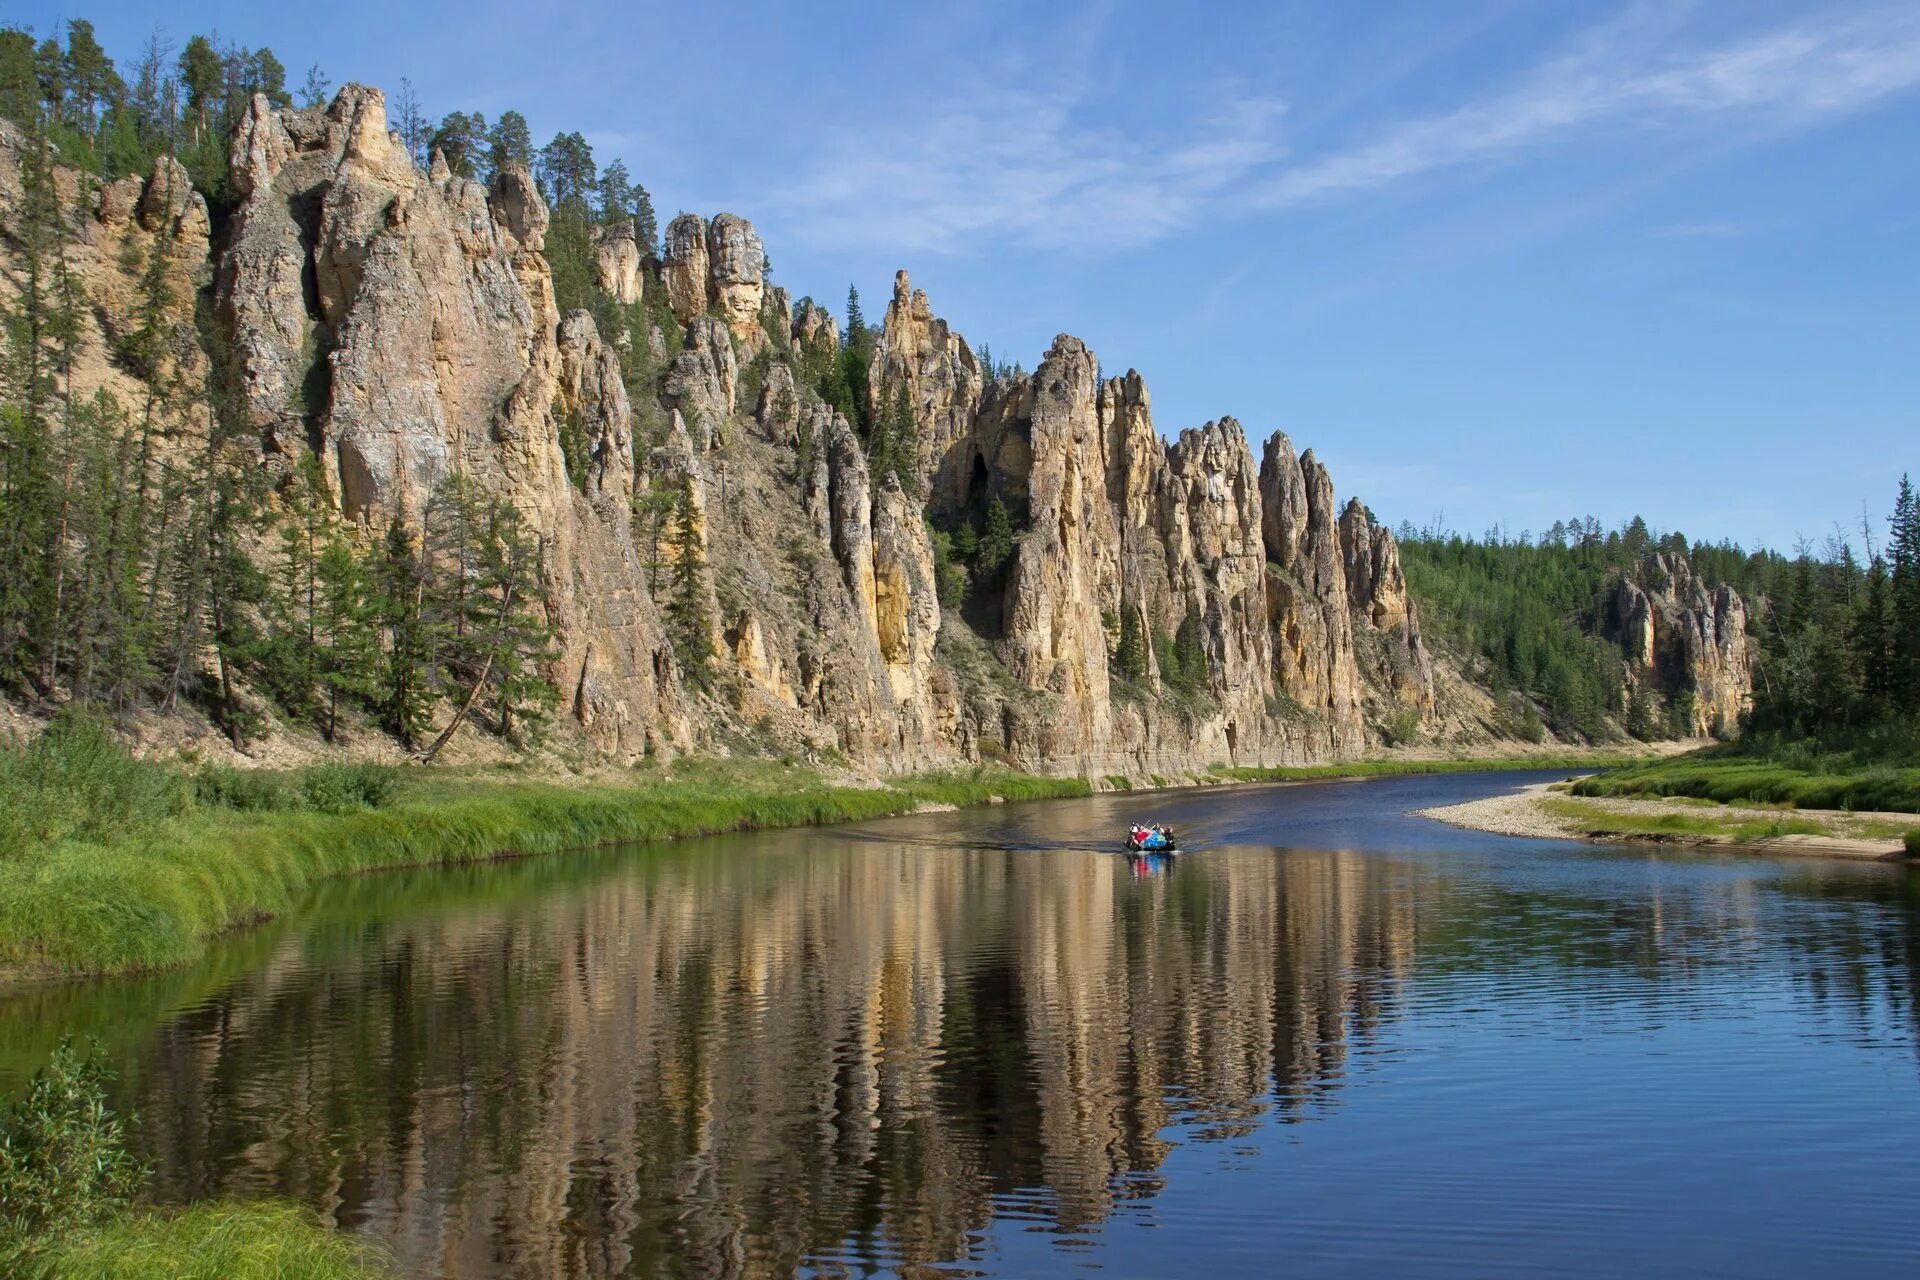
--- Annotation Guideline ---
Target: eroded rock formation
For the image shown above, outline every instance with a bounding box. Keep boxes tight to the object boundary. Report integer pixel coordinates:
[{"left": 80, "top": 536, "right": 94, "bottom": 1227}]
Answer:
[
  {"left": 1610, "top": 553, "right": 1752, "bottom": 735},
  {"left": 0, "top": 81, "right": 1752, "bottom": 772}
]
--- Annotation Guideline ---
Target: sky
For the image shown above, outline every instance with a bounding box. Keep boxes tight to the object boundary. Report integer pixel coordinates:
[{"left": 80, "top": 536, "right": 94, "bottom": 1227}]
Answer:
[{"left": 16, "top": 0, "right": 1920, "bottom": 553}]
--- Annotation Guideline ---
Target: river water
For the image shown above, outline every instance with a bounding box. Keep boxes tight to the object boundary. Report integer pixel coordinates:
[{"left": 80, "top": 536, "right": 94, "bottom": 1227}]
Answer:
[{"left": 4, "top": 771, "right": 1918, "bottom": 1278}]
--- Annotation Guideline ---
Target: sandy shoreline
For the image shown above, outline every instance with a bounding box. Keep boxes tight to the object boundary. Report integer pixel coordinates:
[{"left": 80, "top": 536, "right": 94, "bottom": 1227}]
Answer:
[{"left": 1416, "top": 782, "right": 1913, "bottom": 862}]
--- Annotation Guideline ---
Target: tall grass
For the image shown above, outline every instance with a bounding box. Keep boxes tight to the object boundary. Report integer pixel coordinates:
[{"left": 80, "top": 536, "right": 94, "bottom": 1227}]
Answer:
[
  {"left": 25, "top": 1203, "right": 393, "bottom": 1279},
  {"left": 0, "top": 733, "right": 1087, "bottom": 979},
  {"left": 1574, "top": 722, "right": 1920, "bottom": 812},
  {"left": 0, "top": 1038, "right": 387, "bottom": 1279}
]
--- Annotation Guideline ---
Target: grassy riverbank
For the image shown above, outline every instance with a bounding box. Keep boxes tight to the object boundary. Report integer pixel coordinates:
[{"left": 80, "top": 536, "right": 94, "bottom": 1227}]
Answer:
[
  {"left": 0, "top": 716, "right": 1089, "bottom": 981},
  {"left": 1, "top": 1039, "right": 393, "bottom": 1279},
  {"left": 1571, "top": 723, "right": 1920, "bottom": 812}
]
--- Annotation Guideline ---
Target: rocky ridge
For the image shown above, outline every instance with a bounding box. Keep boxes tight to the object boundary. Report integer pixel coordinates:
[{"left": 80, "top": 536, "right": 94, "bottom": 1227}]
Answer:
[{"left": 0, "top": 85, "right": 1753, "bottom": 772}]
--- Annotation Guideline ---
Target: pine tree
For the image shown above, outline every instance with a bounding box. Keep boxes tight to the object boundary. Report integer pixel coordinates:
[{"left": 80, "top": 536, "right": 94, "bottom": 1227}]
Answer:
[
  {"left": 1890, "top": 474, "right": 1920, "bottom": 711},
  {"left": 1171, "top": 602, "right": 1209, "bottom": 694},
  {"left": 418, "top": 475, "right": 555, "bottom": 759},
  {"left": 258, "top": 462, "right": 330, "bottom": 719},
  {"left": 844, "top": 284, "right": 865, "bottom": 348},
  {"left": 633, "top": 182, "right": 659, "bottom": 257},
  {"left": 665, "top": 474, "right": 713, "bottom": 688},
  {"left": 977, "top": 496, "right": 1014, "bottom": 581},
  {"left": 314, "top": 532, "right": 379, "bottom": 742},
  {"left": 1854, "top": 555, "right": 1896, "bottom": 709},
  {"left": 375, "top": 515, "right": 436, "bottom": 750},
  {"left": 486, "top": 110, "right": 532, "bottom": 179}
]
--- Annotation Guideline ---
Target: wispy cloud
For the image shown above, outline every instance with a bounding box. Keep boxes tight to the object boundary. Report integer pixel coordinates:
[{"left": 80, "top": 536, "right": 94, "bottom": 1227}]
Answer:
[
  {"left": 769, "top": 77, "right": 1288, "bottom": 254},
  {"left": 1253, "top": 5, "right": 1920, "bottom": 209},
  {"left": 771, "top": 4, "right": 1920, "bottom": 255}
]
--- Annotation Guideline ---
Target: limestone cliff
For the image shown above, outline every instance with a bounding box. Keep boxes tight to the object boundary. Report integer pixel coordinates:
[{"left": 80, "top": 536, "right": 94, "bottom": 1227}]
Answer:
[
  {"left": 1608, "top": 553, "right": 1753, "bottom": 736},
  {"left": 0, "top": 84, "right": 1754, "bottom": 773}
]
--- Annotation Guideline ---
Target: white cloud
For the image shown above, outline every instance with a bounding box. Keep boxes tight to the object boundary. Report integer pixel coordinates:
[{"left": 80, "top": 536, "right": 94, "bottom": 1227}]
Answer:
[
  {"left": 1252, "top": 5, "right": 1920, "bottom": 209},
  {"left": 770, "top": 4, "right": 1920, "bottom": 255},
  {"left": 769, "top": 77, "right": 1288, "bottom": 254}
]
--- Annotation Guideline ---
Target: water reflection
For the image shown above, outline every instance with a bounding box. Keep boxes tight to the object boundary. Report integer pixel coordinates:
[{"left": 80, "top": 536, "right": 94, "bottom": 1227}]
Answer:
[{"left": 8, "top": 775, "right": 1920, "bottom": 1278}]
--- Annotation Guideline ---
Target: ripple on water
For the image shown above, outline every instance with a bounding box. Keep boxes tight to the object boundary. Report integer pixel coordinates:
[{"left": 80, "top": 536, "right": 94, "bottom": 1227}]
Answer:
[{"left": 5, "top": 773, "right": 1917, "bottom": 1278}]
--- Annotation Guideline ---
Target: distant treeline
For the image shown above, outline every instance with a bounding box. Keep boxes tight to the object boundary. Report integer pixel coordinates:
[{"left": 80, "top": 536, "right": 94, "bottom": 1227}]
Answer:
[{"left": 1398, "top": 485, "right": 1920, "bottom": 744}]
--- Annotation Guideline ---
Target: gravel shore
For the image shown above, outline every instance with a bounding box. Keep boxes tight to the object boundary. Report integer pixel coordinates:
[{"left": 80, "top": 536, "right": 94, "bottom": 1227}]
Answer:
[{"left": 1416, "top": 782, "right": 1912, "bottom": 861}]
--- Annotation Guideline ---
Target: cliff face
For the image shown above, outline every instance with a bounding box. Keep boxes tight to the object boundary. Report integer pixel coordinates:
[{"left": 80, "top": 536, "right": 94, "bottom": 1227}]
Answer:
[
  {"left": 1609, "top": 553, "right": 1753, "bottom": 735},
  {"left": 1, "top": 83, "right": 1752, "bottom": 770}
]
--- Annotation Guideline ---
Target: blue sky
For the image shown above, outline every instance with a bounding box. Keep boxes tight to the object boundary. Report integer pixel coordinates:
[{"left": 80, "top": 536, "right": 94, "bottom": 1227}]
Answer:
[{"left": 19, "top": 0, "right": 1920, "bottom": 553}]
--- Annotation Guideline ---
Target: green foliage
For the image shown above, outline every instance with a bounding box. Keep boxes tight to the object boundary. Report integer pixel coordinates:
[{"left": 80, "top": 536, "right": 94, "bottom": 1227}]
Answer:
[
  {"left": 536, "top": 130, "right": 595, "bottom": 211},
  {"left": 419, "top": 474, "right": 557, "bottom": 755},
  {"left": 1211, "top": 753, "right": 1647, "bottom": 784},
  {"left": 428, "top": 110, "right": 486, "bottom": 178},
  {"left": 1906, "top": 828, "right": 1920, "bottom": 856},
  {"left": 0, "top": 710, "right": 187, "bottom": 861},
  {"left": 0, "top": 747, "right": 1085, "bottom": 978},
  {"left": 486, "top": 110, "right": 532, "bottom": 175},
  {"left": 928, "top": 525, "right": 967, "bottom": 608},
  {"left": 374, "top": 516, "right": 435, "bottom": 750},
  {"left": 976, "top": 496, "right": 1014, "bottom": 580},
  {"left": 1161, "top": 602, "right": 1210, "bottom": 695},
  {"left": 0, "top": 1038, "right": 146, "bottom": 1255},
  {"left": 1381, "top": 706, "right": 1422, "bottom": 747},
  {"left": 29, "top": 1201, "right": 395, "bottom": 1280},
  {"left": 1574, "top": 721, "right": 1920, "bottom": 813},
  {"left": 190, "top": 761, "right": 396, "bottom": 816},
  {"left": 665, "top": 474, "right": 714, "bottom": 688},
  {"left": 1398, "top": 521, "right": 1717, "bottom": 740},
  {"left": 867, "top": 381, "right": 917, "bottom": 488}
]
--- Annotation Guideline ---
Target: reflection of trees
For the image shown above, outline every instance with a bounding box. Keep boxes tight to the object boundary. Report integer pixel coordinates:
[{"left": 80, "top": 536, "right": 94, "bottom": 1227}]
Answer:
[{"left": 113, "top": 839, "right": 1916, "bottom": 1278}]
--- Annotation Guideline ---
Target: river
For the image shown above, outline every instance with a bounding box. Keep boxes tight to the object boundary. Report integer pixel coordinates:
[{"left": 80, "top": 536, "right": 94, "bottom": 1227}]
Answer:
[{"left": 4, "top": 770, "right": 1918, "bottom": 1278}]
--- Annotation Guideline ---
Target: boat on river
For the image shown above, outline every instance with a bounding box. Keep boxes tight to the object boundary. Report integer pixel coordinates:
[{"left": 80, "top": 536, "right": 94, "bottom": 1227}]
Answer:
[{"left": 1125, "top": 825, "right": 1177, "bottom": 852}]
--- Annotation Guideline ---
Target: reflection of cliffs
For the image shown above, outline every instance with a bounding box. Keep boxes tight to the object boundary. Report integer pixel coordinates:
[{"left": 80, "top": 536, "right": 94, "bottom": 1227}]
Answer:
[{"left": 128, "top": 842, "right": 1417, "bottom": 1277}]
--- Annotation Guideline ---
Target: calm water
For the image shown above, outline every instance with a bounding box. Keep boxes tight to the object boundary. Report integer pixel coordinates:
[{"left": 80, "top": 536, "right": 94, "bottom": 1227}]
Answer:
[{"left": 5, "top": 771, "right": 1919, "bottom": 1278}]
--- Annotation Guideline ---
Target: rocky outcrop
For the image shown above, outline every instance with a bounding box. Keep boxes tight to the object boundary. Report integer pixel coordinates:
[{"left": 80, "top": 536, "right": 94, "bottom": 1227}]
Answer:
[
  {"left": 1260, "top": 437, "right": 1365, "bottom": 754},
  {"left": 216, "top": 84, "right": 690, "bottom": 757},
  {"left": 594, "top": 220, "right": 643, "bottom": 305},
  {"left": 663, "top": 317, "right": 737, "bottom": 449},
  {"left": 1338, "top": 499, "right": 1435, "bottom": 715},
  {"left": 661, "top": 212, "right": 709, "bottom": 326},
  {"left": 1610, "top": 553, "right": 1752, "bottom": 735},
  {"left": 706, "top": 213, "right": 765, "bottom": 350},
  {"left": 869, "top": 271, "right": 984, "bottom": 505},
  {"left": 661, "top": 211, "right": 767, "bottom": 352},
  {"left": 2, "top": 77, "right": 1751, "bottom": 773}
]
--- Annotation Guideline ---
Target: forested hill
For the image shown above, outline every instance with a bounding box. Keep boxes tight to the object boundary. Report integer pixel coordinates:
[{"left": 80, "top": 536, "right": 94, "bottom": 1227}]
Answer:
[
  {"left": 0, "top": 17, "right": 1791, "bottom": 773},
  {"left": 1399, "top": 495, "right": 1920, "bottom": 747}
]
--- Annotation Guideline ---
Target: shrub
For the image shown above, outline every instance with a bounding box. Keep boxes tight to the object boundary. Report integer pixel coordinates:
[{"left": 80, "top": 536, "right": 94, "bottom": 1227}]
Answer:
[
  {"left": 192, "top": 766, "right": 293, "bottom": 812},
  {"left": 0, "top": 712, "right": 187, "bottom": 859},
  {"left": 298, "top": 763, "right": 397, "bottom": 814},
  {"left": 0, "top": 1039, "right": 147, "bottom": 1252},
  {"left": 1907, "top": 829, "right": 1920, "bottom": 857}
]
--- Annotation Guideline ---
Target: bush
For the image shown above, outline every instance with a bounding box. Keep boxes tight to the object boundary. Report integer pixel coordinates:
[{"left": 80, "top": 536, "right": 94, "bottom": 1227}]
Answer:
[
  {"left": 1907, "top": 829, "right": 1920, "bottom": 857},
  {"left": 0, "top": 712, "right": 187, "bottom": 859},
  {"left": 0, "top": 1039, "right": 147, "bottom": 1253},
  {"left": 192, "top": 765, "right": 293, "bottom": 812},
  {"left": 194, "top": 762, "right": 398, "bottom": 815},
  {"left": 298, "top": 763, "right": 397, "bottom": 814}
]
